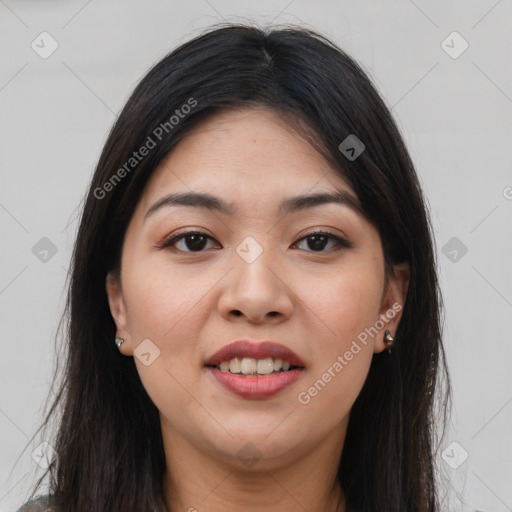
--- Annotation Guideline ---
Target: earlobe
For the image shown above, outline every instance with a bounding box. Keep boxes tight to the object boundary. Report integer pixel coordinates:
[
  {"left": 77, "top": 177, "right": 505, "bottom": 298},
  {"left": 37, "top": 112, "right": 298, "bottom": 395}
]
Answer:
[
  {"left": 105, "top": 272, "right": 132, "bottom": 355},
  {"left": 374, "top": 262, "right": 410, "bottom": 354}
]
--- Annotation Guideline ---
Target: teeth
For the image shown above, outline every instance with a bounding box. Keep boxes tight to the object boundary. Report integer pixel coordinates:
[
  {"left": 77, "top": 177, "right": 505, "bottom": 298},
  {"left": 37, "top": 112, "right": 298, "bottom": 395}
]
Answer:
[
  {"left": 217, "top": 357, "right": 294, "bottom": 375},
  {"left": 229, "top": 357, "right": 241, "bottom": 374},
  {"left": 257, "top": 357, "right": 274, "bottom": 375},
  {"left": 240, "top": 357, "right": 257, "bottom": 375}
]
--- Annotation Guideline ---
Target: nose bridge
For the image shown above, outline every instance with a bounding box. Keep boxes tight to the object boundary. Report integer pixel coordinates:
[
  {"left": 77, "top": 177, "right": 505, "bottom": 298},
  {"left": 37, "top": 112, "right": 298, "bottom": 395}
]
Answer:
[
  {"left": 218, "top": 234, "right": 293, "bottom": 321},
  {"left": 233, "top": 234, "right": 281, "bottom": 292}
]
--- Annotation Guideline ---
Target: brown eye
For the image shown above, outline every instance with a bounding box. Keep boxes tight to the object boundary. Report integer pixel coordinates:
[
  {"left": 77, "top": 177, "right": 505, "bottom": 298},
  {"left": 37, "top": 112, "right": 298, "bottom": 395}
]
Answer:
[
  {"left": 294, "top": 230, "right": 351, "bottom": 253},
  {"left": 160, "top": 231, "right": 220, "bottom": 252}
]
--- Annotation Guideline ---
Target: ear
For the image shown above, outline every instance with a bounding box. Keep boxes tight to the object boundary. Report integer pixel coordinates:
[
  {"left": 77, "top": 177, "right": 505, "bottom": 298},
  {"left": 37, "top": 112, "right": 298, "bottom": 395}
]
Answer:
[
  {"left": 106, "top": 272, "right": 133, "bottom": 356},
  {"left": 373, "top": 262, "right": 410, "bottom": 354}
]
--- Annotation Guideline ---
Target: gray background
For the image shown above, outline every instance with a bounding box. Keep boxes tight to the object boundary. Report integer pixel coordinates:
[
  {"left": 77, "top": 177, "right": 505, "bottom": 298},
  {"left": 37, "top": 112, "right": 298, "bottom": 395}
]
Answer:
[{"left": 1, "top": 1, "right": 511, "bottom": 511}]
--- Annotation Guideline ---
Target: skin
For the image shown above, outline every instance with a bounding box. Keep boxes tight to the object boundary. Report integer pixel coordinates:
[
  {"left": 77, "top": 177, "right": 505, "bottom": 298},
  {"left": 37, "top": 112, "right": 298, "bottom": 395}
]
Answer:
[{"left": 106, "top": 108, "right": 409, "bottom": 512}]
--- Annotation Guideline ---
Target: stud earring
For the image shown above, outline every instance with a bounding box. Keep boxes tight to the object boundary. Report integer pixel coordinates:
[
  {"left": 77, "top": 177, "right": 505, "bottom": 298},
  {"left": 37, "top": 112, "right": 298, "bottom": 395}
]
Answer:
[
  {"left": 115, "top": 337, "right": 125, "bottom": 349},
  {"left": 384, "top": 330, "right": 394, "bottom": 354}
]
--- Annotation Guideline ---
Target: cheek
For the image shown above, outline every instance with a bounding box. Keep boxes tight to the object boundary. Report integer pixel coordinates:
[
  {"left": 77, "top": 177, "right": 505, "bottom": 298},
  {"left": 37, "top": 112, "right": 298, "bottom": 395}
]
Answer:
[
  {"left": 291, "top": 259, "right": 383, "bottom": 427},
  {"left": 119, "top": 254, "right": 222, "bottom": 408},
  {"left": 121, "top": 255, "right": 216, "bottom": 344},
  {"left": 120, "top": 257, "right": 211, "bottom": 428},
  {"left": 309, "top": 259, "right": 383, "bottom": 345}
]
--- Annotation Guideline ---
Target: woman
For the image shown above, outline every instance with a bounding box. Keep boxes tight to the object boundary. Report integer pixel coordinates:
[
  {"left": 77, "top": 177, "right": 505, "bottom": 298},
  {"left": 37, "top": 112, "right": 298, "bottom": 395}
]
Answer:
[{"left": 18, "top": 23, "right": 449, "bottom": 512}]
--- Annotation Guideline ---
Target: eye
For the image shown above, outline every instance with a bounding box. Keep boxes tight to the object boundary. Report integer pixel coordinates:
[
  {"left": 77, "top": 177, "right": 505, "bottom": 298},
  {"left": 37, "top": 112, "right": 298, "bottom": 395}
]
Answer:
[
  {"left": 159, "top": 231, "right": 220, "bottom": 252},
  {"left": 158, "top": 229, "right": 351, "bottom": 254},
  {"left": 293, "top": 230, "right": 351, "bottom": 253}
]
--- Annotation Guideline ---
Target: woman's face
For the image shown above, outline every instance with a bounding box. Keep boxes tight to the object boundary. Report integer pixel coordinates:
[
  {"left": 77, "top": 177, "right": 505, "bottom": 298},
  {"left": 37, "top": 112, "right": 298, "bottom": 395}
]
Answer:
[{"left": 107, "top": 108, "right": 408, "bottom": 471}]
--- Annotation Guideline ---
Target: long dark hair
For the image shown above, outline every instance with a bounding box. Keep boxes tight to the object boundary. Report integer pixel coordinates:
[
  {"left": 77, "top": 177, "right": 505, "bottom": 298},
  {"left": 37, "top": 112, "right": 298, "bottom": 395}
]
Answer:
[{"left": 23, "top": 23, "right": 450, "bottom": 512}]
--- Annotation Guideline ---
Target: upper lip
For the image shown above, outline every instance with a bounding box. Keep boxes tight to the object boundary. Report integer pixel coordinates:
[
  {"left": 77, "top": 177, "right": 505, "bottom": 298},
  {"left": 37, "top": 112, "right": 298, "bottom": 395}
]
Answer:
[{"left": 205, "top": 340, "right": 305, "bottom": 367}]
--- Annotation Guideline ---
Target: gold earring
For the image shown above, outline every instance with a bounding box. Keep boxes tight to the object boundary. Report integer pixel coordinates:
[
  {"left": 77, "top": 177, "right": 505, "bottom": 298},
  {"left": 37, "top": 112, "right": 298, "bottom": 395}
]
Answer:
[{"left": 384, "top": 330, "right": 394, "bottom": 354}]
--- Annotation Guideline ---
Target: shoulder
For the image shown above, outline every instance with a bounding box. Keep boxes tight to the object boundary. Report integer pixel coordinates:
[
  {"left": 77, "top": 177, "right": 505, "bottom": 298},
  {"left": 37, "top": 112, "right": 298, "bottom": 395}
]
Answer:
[{"left": 16, "top": 495, "right": 57, "bottom": 512}]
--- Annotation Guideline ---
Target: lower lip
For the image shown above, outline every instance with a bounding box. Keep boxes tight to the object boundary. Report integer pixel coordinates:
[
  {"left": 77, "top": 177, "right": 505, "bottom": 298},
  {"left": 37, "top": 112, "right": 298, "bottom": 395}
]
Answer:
[{"left": 207, "top": 367, "right": 304, "bottom": 399}]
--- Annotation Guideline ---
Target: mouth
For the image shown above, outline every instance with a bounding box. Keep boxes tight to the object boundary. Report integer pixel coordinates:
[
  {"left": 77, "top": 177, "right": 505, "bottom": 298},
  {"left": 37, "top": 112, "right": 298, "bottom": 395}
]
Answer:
[
  {"left": 212, "top": 356, "right": 300, "bottom": 375},
  {"left": 204, "top": 340, "right": 305, "bottom": 399}
]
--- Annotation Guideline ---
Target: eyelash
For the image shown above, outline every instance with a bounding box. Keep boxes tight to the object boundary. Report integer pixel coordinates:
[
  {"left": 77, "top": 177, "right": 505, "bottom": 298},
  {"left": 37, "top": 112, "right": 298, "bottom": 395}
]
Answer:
[{"left": 158, "top": 229, "right": 352, "bottom": 254}]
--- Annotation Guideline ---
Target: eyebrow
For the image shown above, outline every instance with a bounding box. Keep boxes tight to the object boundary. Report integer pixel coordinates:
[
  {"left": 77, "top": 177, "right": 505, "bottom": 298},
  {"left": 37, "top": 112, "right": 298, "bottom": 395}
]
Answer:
[{"left": 144, "top": 190, "right": 364, "bottom": 220}]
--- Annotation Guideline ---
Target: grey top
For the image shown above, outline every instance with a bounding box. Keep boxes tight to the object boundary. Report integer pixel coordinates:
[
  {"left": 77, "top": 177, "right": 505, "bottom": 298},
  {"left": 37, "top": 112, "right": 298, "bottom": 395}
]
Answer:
[
  {"left": 16, "top": 494, "right": 168, "bottom": 511},
  {"left": 16, "top": 495, "right": 54, "bottom": 512}
]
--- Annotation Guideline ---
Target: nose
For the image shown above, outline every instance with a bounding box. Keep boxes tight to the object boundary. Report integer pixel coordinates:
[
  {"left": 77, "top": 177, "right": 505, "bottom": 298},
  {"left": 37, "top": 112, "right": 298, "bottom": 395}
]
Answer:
[{"left": 217, "top": 246, "right": 294, "bottom": 324}]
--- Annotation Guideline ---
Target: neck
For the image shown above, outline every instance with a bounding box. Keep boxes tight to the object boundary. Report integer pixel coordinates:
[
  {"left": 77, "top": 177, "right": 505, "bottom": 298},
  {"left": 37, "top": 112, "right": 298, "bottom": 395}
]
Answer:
[{"left": 161, "top": 419, "right": 347, "bottom": 512}]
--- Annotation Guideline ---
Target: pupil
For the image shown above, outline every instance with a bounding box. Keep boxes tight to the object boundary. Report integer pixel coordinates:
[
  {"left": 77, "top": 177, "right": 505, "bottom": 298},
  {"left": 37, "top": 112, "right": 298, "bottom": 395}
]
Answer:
[
  {"left": 186, "top": 235, "right": 207, "bottom": 251},
  {"left": 308, "top": 234, "right": 327, "bottom": 251}
]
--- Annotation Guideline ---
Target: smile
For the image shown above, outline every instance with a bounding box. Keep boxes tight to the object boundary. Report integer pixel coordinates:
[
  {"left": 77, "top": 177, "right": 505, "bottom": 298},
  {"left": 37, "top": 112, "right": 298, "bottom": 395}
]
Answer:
[
  {"left": 217, "top": 356, "right": 294, "bottom": 375},
  {"left": 205, "top": 340, "right": 306, "bottom": 399}
]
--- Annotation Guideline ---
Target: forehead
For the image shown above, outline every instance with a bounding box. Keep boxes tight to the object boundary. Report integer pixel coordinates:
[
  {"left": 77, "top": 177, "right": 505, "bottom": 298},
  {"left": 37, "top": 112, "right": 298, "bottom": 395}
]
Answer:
[{"left": 138, "top": 108, "right": 355, "bottom": 214}]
